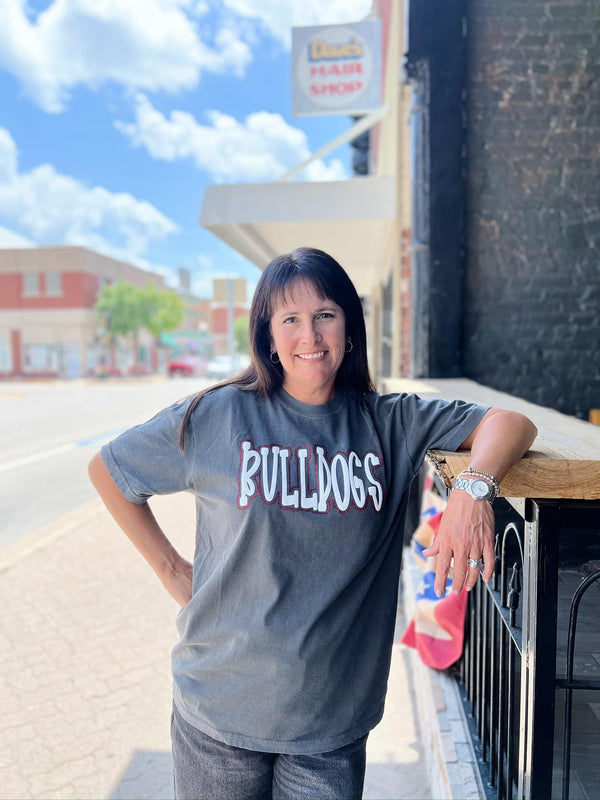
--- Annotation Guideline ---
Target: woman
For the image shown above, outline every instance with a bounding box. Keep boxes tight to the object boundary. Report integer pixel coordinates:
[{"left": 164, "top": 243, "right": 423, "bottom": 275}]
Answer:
[{"left": 89, "top": 247, "right": 536, "bottom": 800}]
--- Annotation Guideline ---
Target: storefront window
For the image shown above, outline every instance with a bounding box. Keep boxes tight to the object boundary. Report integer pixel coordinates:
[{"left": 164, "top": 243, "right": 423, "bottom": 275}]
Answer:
[{"left": 23, "top": 344, "right": 59, "bottom": 372}]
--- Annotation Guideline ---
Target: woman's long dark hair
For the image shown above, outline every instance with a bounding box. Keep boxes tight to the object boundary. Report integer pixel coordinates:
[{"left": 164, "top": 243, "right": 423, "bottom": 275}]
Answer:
[{"left": 179, "top": 247, "right": 375, "bottom": 449}]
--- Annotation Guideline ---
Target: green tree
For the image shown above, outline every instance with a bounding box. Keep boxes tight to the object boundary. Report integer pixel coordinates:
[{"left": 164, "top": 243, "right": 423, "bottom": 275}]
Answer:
[
  {"left": 139, "top": 283, "right": 185, "bottom": 337},
  {"left": 95, "top": 280, "right": 143, "bottom": 338},
  {"left": 95, "top": 280, "right": 185, "bottom": 369},
  {"left": 233, "top": 315, "right": 250, "bottom": 354}
]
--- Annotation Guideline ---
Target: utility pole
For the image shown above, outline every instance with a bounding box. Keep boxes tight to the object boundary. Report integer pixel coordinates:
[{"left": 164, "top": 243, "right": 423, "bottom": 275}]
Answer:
[{"left": 227, "top": 277, "right": 235, "bottom": 366}]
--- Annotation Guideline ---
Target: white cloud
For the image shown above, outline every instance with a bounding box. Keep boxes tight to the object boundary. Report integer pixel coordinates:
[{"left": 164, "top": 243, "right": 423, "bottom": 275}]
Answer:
[
  {"left": 192, "top": 253, "right": 226, "bottom": 298},
  {"left": 0, "top": 127, "right": 19, "bottom": 183},
  {"left": 0, "top": 0, "right": 252, "bottom": 112},
  {"left": 303, "top": 159, "right": 349, "bottom": 182},
  {"left": 220, "top": 0, "right": 374, "bottom": 47},
  {"left": 116, "top": 94, "right": 347, "bottom": 182},
  {"left": 0, "top": 126, "right": 178, "bottom": 262},
  {"left": 0, "top": 226, "right": 35, "bottom": 248},
  {"left": 0, "top": 0, "right": 374, "bottom": 112},
  {"left": 192, "top": 271, "right": 218, "bottom": 299}
]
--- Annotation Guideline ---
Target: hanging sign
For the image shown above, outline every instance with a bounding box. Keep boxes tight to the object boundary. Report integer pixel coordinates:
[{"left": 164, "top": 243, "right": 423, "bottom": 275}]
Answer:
[{"left": 291, "top": 19, "right": 382, "bottom": 116}]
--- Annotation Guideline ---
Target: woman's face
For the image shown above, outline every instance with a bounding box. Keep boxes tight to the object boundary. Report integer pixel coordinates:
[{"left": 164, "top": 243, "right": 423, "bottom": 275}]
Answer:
[{"left": 269, "top": 279, "right": 346, "bottom": 405}]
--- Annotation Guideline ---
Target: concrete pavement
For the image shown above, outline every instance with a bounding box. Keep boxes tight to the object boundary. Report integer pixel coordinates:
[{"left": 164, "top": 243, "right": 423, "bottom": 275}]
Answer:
[{"left": 0, "top": 492, "right": 433, "bottom": 800}]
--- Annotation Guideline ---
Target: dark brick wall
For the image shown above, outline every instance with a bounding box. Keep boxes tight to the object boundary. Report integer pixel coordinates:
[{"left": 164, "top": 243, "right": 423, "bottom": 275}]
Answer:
[{"left": 463, "top": 0, "right": 600, "bottom": 418}]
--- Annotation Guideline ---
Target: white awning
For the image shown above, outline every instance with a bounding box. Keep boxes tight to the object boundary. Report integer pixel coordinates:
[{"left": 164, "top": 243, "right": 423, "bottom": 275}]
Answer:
[{"left": 200, "top": 176, "right": 397, "bottom": 296}]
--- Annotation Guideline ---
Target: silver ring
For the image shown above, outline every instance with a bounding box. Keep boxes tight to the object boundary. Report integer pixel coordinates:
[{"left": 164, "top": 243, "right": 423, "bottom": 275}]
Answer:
[{"left": 467, "top": 557, "right": 483, "bottom": 569}]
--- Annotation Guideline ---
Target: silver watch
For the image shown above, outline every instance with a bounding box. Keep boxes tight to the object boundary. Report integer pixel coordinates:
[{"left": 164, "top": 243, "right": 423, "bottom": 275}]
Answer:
[{"left": 453, "top": 476, "right": 496, "bottom": 503}]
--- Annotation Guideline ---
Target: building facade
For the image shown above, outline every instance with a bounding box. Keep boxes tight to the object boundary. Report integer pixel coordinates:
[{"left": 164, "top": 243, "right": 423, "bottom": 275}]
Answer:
[
  {"left": 404, "top": 0, "right": 600, "bottom": 420},
  {"left": 463, "top": 0, "right": 600, "bottom": 419},
  {"left": 0, "top": 246, "right": 166, "bottom": 378}
]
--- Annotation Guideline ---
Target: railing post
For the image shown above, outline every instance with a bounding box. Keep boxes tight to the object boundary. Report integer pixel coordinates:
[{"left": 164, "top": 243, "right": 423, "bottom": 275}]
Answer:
[{"left": 518, "top": 500, "right": 560, "bottom": 799}]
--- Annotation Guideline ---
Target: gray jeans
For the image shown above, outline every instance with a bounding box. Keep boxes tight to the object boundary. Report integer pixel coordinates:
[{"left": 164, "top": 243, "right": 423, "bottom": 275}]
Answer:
[{"left": 171, "top": 704, "right": 368, "bottom": 800}]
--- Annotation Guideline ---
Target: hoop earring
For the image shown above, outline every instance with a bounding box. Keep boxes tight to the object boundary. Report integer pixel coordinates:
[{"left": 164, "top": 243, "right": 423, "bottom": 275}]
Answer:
[
  {"left": 270, "top": 351, "right": 280, "bottom": 364},
  {"left": 345, "top": 337, "right": 353, "bottom": 353}
]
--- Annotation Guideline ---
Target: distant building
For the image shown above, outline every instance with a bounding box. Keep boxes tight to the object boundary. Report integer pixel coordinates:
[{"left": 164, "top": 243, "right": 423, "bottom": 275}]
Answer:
[
  {"left": 0, "top": 246, "right": 166, "bottom": 378},
  {"left": 161, "top": 274, "right": 249, "bottom": 360},
  {"left": 210, "top": 277, "right": 249, "bottom": 357},
  {"left": 158, "top": 267, "right": 212, "bottom": 357},
  {"left": 161, "top": 289, "right": 211, "bottom": 358}
]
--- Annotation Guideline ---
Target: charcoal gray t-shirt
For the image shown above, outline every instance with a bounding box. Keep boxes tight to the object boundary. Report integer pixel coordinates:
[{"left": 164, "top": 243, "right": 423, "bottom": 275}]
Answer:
[{"left": 102, "top": 385, "right": 487, "bottom": 754}]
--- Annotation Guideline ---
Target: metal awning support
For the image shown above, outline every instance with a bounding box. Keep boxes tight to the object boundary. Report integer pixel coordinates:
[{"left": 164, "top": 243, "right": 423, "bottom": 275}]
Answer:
[
  {"left": 199, "top": 103, "right": 396, "bottom": 293},
  {"left": 276, "top": 104, "right": 389, "bottom": 182}
]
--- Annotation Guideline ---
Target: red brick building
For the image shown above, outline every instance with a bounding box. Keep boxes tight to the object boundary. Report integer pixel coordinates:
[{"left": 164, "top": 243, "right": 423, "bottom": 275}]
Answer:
[{"left": 0, "top": 246, "right": 166, "bottom": 378}]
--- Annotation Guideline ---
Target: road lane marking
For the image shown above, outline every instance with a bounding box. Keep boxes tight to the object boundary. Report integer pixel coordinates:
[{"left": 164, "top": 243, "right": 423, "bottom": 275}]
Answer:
[
  {"left": 0, "top": 428, "right": 125, "bottom": 472},
  {"left": 76, "top": 428, "right": 126, "bottom": 447},
  {"left": 0, "top": 443, "right": 77, "bottom": 471}
]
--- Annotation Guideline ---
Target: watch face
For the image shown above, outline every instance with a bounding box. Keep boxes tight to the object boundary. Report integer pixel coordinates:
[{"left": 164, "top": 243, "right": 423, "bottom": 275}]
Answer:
[{"left": 471, "top": 479, "right": 490, "bottom": 499}]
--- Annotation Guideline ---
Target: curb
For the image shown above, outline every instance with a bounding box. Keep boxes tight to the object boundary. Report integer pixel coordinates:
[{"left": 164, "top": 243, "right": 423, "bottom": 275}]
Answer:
[
  {"left": 0, "top": 499, "right": 105, "bottom": 574},
  {"left": 401, "top": 549, "right": 486, "bottom": 800}
]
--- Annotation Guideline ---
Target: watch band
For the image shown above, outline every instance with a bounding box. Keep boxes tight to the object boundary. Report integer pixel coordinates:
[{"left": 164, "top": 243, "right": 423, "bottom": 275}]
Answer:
[
  {"left": 453, "top": 475, "right": 497, "bottom": 503},
  {"left": 462, "top": 467, "right": 500, "bottom": 494}
]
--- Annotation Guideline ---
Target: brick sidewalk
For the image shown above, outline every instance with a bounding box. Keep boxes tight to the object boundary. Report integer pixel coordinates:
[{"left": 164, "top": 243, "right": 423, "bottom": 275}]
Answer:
[{"left": 0, "top": 493, "right": 431, "bottom": 800}]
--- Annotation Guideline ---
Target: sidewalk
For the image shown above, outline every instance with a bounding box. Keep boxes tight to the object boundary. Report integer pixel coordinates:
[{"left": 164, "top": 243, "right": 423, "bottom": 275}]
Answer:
[{"left": 0, "top": 493, "right": 432, "bottom": 800}]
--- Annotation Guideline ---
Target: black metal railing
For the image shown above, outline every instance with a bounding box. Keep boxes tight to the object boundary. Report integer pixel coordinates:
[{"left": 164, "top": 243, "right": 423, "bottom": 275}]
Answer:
[
  {"left": 558, "top": 568, "right": 600, "bottom": 800},
  {"left": 454, "top": 498, "right": 600, "bottom": 800},
  {"left": 460, "top": 507, "right": 525, "bottom": 799}
]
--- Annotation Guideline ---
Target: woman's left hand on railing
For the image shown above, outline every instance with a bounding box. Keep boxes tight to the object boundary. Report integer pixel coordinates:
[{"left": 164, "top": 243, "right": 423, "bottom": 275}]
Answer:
[
  {"left": 423, "top": 490, "right": 496, "bottom": 596},
  {"left": 423, "top": 407, "right": 538, "bottom": 596}
]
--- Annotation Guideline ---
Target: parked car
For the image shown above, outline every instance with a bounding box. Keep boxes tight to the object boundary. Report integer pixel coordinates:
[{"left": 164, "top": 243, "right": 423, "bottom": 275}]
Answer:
[
  {"left": 206, "top": 354, "right": 250, "bottom": 380},
  {"left": 167, "top": 354, "right": 207, "bottom": 377},
  {"left": 206, "top": 355, "right": 236, "bottom": 380}
]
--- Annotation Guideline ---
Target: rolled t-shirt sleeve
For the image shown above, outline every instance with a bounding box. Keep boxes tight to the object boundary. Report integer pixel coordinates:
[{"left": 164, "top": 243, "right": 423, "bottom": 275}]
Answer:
[
  {"left": 101, "top": 399, "right": 195, "bottom": 504},
  {"left": 399, "top": 394, "right": 489, "bottom": 476}
]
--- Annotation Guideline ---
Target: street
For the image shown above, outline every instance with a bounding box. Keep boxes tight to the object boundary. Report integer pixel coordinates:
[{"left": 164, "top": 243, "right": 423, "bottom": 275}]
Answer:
[{"left": 0, "top": 377, "right": 211, "bottom": 548}]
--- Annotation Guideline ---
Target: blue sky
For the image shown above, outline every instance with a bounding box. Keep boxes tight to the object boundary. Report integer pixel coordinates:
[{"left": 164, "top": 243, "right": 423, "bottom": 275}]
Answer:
[{"left": 0, "top": 0, "right": 372, "bottom": 297}]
